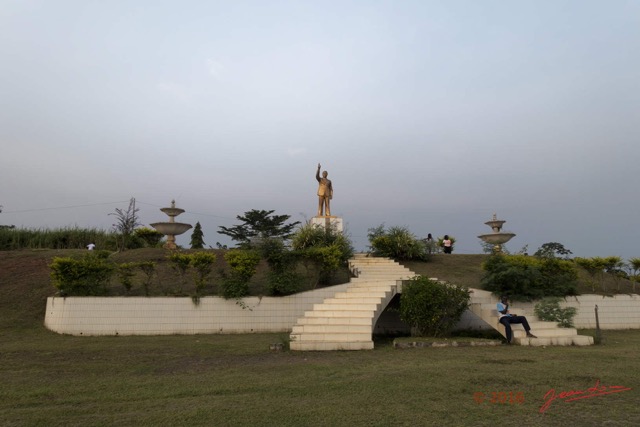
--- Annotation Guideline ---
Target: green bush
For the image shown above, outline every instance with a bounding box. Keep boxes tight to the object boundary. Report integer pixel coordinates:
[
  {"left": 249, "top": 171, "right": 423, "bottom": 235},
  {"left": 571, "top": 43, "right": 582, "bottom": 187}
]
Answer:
[
  {"left": 399, "top": 276, "right": 470, "bottom": 337},
  {"left": 167, "top": 252, "right": 192, "bottom": 294},
  {"left": 50, "top": 253, "right": 115, "bottom": 296},
  {"left": 221, "top": 250, "right": 260, "bottom": 299},
  {"left": 267, "top": 270, "right": 303, "bottom": 296},
  {"left": 481, "top": 255, "right": 578, "bottom": 301},
  {"left": 117, "top": 262, "right": 137, "bottom": 293},
  {"left": 134, "top": 228, "right": 164, "bottom": 247},
  {"left": 137, "top": 261, "right": 156, "bottom": 296},
  {"left": 224, "top": 250, "right": 261, "bottom": 280},
  {"left": 189, "top": 252, "right": 217, "bottom": 296},
  {"left": 291, "top": 222, "right": 353, "bottom": 287},
  {"left": 258, "top": 238, "right": 295, "bottom": 271},
  {"left": 367, "top": 225, "right": 428, "bottom": 261},
  {"left": 534, "top": 298, "right": 577, "bottom": 328}
]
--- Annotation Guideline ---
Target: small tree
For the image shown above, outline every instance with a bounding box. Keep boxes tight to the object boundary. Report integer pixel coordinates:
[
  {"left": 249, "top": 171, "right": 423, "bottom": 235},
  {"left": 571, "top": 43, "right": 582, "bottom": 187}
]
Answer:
[
  {"left": 134, "top": 227, "right": 164, "bottom": 247},
  {"left": 137, "top": 261, "right": 156, "bottom": 296},
  {"left": 110, "top": 198, "right": 141, "bottom": 251},
  {"left": 189, "top": 252, "right": 216, "bottom": 296},
  {"left": 629, "top": 258, "right": 640, "bottom": 293},
  {"left": 574, "top": 257, "right": 608, "bottom": 292},
  {"left": 167, "top": 252, "right": 192, "bottom": 294},
  {"left": 117, "top": 262, "right": 137, "bottom": 293},
  {"left": 190, "top": 222, "right": 205, "bottom": 249},
  {"left": 218, "top": 209, "right": 300, "bottom": 248},
  {"left": 534, "top": 242, "right": 573, "bottom": 259},
  {"left": 400, "top": 276, "right": 470, "bottom": 337},
  {"left": 222, "top": 250, "right": 260, "bottom": 298},
  {"left": 260, "top": 237, "right": 303, "bottom": 296}
]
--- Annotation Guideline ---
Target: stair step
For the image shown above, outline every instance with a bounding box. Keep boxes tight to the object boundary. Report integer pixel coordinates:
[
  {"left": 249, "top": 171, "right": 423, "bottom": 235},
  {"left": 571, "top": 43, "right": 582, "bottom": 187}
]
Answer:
[
  {"left": 303, "top": 310, "right": 374, "bottom": 318},
  {"left": 296, "top": 317, "right": 373, "bottom": 326},
  {"left": 313, "top": 303, "right": 379, "bottom": 311},
  {"left": 290, "top": 332, "right": 371, "bottom": 342},
  {"left": 289, "top": 340, "right": 374, "bottom": 351},
  {"left": 512, "top": 328, "right": 577, "bottom": 338},
  {"left": 337, "top": 290, "right": 390, "bottom": 297},
  {"left": 292, "top": 324, "right": 371, "bottom": 334},
  {"left": 324, "top": 297, "right": 384, "bottom": 304}
]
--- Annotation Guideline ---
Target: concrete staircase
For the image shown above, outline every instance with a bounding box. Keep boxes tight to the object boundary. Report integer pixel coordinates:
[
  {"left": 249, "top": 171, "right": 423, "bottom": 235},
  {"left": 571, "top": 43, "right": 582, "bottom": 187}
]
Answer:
[
  {"left": 468, "top": 289, "right": 594, "bottom": 346},
  {"left": 289, "top": 254, "right": 416, "bottom": 351},
  {"left": 290, "top": 255, "right": 594, "bottom": 350}
]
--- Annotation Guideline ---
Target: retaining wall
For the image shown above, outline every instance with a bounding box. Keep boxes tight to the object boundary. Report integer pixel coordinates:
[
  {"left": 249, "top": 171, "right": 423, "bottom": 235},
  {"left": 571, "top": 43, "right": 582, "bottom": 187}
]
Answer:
[
  {"left": 44, "top": 289, "right": 640, "bottom": 336},
  {"left": 44, "top": 284, "right": 348, "bottom": 336}
]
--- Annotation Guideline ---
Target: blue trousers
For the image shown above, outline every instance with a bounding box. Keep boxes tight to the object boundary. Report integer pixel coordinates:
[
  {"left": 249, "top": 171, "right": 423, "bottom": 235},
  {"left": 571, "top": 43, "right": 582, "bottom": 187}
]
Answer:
[{"left": 499, "top": 315, "right": 531, "bottom": 343}]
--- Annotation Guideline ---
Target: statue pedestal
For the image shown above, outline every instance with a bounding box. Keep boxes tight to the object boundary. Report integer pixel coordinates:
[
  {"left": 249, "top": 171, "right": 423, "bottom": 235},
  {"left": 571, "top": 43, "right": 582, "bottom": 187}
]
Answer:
[{"left": 311, "top": 216, "right": 343, "bottom": 233}]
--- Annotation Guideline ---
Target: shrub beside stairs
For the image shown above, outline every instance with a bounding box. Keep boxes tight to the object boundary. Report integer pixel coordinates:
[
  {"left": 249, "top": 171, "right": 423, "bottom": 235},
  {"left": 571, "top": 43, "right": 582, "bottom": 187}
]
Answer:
[
  {"left": 289, "top": 254, "right": 416, "bottom": 351},
  {"left": 468, "top": 289, "right": 594, "bottom": 346}
]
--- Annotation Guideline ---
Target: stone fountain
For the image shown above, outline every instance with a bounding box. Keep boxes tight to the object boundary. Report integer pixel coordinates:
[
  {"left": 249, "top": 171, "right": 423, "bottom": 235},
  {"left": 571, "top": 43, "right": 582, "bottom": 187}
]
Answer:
[
  {"left": 478, "top": 213, "right": 515, "bottom": 254},
  {"left": 150, "top": 200, "right": 192, "bottom": 250}
]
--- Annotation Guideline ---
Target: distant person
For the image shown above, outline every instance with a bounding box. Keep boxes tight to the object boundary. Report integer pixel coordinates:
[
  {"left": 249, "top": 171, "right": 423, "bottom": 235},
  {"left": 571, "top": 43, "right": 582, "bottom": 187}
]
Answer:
[
  {"left": 424, "top": 233, "right": 434, "bottom": 254},
  {"left": 497, "top": 295, "right": 537, "bottom": 344},
  {"left": 316, "top": 163, "right": 333, "bottom": 216},
  {"left": 87, "top": 243, "right": 96, "bottom": 250},
  {"left": 442, "top": 235, "right": 452, "bottom": 254}
]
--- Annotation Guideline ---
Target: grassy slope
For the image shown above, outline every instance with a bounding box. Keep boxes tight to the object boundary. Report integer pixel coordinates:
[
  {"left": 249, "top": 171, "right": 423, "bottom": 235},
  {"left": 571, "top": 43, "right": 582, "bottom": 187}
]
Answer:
[{"left": 1, "top": 250, "right": 639, "bottom": 426}]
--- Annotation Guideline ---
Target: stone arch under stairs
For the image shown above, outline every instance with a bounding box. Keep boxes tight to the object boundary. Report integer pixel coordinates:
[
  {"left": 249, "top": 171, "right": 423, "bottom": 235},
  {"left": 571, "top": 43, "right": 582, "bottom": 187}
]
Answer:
[{"left": 289, "top": 254, "right": 593, "bottom": 351}]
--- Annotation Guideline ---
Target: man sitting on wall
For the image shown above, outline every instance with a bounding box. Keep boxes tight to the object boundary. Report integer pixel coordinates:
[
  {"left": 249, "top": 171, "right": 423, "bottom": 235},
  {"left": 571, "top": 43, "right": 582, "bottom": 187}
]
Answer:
[{"left": 497, "top": 295, "right": 537, "bottom": 344}]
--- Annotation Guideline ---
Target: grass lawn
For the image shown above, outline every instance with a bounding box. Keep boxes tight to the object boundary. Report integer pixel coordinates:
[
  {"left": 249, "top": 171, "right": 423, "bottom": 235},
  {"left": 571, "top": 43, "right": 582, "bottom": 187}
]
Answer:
[
  {"left": 1, "top": 249, "right": 638, "bottom": 426},
  {"left": 1, "top": 326, "right": 638, "bottom": 426}
]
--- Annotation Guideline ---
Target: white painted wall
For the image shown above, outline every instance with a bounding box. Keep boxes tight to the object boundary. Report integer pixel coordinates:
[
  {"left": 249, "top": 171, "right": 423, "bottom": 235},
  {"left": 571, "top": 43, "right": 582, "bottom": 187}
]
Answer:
[{"left": 44, "top": 289, "right": 640, "bottom": 336}]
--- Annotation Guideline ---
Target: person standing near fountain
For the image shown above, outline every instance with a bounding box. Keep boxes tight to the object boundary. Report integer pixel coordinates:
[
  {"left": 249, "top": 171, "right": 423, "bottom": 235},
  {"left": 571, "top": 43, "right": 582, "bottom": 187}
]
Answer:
[
  {"left": 442, "top": 235, "right": 452, "bottom": 254},
  {"left": 316, "top": 163, "right": 333, "bottom": 217}
]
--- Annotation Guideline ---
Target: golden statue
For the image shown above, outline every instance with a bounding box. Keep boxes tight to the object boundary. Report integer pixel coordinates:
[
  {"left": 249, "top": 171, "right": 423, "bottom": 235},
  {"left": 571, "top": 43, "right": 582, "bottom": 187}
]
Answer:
[{"left": 316, "top": 163, "right": 333, "bottom": 216}]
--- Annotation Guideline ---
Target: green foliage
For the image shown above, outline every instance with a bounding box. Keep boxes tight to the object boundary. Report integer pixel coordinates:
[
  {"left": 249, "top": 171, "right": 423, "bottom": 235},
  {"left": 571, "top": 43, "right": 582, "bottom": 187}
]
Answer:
[
  {"left": 399, "top": 276, "right": 470, "bottom": 337},
  {"left": 190, "top": 222, "right": 205, "bottom": 249},
  {"left": 222, "top": 249, "right": 261, "bottom": 299},
  {"left": 167, "top": 252, "right": 192, "bottom": 293},
  {"left": 49, "top": 253, "right": 115, "bottom": 296},
  {"left": 367, "top": 224, "right": 428, "bottom": 261},
  {"left": 189, "top": 252, "right": 216, "bottom": 296},
  {"left": 217, "top": 209, "right": 301, "bottom": 248},
  {"left": 137, "top": 261, "right": 156, "bottom": 296},
  {"left": 267, "top": 270, "right": 303, "bottom": 296},
  {"left": 534, "top": 242, "right": 573, "bottom": 259},
  {"left": 224, "top": 250, "right": 261, "bottom": 280},
  {"left": 109, "top": 198, "right": 142, "bottom": 251},
  {"left": 0, "top": 227, "right": 115, "bottom": 250},
  {"left": 117, "top": 262, "right": 137, "bottom": 293},
  {"left": 534, "top": 297, "right": 577, "bottom": 328},
  {"left": 574, "top": 256, "right": 618, "bottom": 292},
  {"left": 259, "top": 237, "right": 297, "bottom": 272},
  {"left": 134, "top": 227, "right": 164, "bottom": 247},
  {"left": 292, "top": 222, "right": 354, "bottom": 287},
  {"left": 481, "top": 254, "right": 578, "bottom": 301}
]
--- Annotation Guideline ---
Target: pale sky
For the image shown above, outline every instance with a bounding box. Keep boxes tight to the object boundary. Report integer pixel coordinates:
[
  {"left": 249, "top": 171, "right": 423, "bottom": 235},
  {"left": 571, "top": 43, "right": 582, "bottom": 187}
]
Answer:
[{"left": 1, "top": 1, "right": 639, "bottom": 259}]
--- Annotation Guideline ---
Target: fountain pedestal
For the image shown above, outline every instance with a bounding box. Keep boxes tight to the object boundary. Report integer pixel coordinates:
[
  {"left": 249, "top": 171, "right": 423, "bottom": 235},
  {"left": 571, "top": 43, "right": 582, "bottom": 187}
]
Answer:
[{"left": 150, "top": 200, "right": 192, "bottom": 250}]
